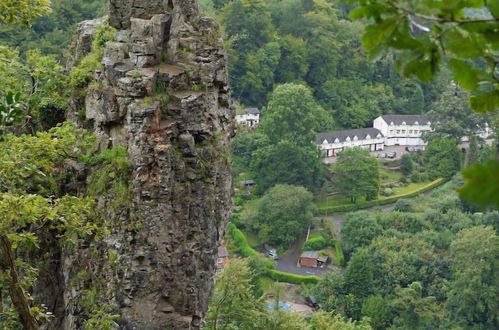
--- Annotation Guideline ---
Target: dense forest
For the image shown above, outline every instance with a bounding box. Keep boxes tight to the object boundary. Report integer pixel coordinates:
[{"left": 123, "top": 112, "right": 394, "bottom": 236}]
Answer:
[{"left": 0, "top": 0, "right": 497, "bottom": 329}]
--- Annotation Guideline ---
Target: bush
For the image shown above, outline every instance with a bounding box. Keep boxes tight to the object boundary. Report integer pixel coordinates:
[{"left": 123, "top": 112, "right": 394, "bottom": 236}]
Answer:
[
  {"left": 381, "top": 188, "right": 393, "bottom": 196},
  {"left": 394, "top": 198, "right": 413, "bottom": 212},
  {"left": 399, "top": 177, "right": 408, "bottom": 184},
  {"left": 227, "top": 223, "right": 258, "bottom": 257},
  {"left": 268, "top": 270, "right": 321, "bottom": 284},
  {"left": 303, "top": 236, "right": 326, "bottom": 250},
  {"left": 332, "top": 239, "right": 345, "bottom": 266},
  {"left": 410, "top": 173, "right": 421, "bottom": 182}
]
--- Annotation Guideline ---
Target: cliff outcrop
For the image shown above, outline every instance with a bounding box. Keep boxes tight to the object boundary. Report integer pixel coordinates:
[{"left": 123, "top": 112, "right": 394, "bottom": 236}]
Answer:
[{"left": 62, "top": 0, "right": 233, "bottom": 328}]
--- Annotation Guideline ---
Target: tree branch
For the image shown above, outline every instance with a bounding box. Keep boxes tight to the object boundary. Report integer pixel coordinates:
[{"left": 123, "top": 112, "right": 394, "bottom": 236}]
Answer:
[{"left": 0, "top": 234, "right": 39, "bottom": 330}]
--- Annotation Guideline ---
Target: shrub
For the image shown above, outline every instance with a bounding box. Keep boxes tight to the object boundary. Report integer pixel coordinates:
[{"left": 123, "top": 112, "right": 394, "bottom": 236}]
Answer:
[
  {"left": 227, "top": 223, "right": 258, "bottom": 257},
  {"left": 332, "top": 239, "right": 345, "bottom": 266},
  {"left": 394, "top": 198, "right": 413, "bottom": 212},
  {"left": 381, "top": 188, "right": 393, "bottom": 196},
  {"left": 410, "top": 173, "right": 421, "bottom": 182},
  {"left": 303, "top": 236, "right": 326, "bottom": 251},
  {"left": 268, "top": 270, "right": 321, "bottom": 284}
]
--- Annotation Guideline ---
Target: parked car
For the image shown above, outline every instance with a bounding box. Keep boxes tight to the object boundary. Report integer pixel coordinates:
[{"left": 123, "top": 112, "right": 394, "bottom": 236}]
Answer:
[
  {"left": 386, "top": 152, "right": 397, "bottom": 158},
  {"left": 265, "top": 249, "right": 279, "bottom": 260},
  {"left": 378, "top": 153, "right": 387, "bottom": 158}
]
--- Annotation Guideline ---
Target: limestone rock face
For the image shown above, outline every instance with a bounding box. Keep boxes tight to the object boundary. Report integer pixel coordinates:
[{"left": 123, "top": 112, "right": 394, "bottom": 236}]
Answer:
[{"left": 64, "top": 0, "right": 233, "bottom": 328}]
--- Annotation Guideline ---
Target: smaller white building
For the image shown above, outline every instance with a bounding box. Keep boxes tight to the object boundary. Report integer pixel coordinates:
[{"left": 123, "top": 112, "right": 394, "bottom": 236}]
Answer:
[
  {"left": 315, "top": 128, "right": 385, "bottom": 157},
  {"left": 235, "top": 108, "right": 260, "bottom": 127},
  {"left": 373, "top": 115, "right": 431, "bottom": 146}
]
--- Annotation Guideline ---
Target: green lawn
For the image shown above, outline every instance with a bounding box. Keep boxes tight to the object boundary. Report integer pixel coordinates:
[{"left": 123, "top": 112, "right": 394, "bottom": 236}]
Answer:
[
  {"left": 379, "top": 168, "right": 403, "bottom": 183},
  {"left": 387, "top": 181, "right": 430, "bottom": 196},
  {"left": 316, "top": 180, "right": 436, "bottom": 209}
]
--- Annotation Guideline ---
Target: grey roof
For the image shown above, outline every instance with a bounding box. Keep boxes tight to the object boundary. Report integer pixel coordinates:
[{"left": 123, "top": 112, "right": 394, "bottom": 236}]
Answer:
[
  {"left": 315, "top": 128, "right": 383, "bottom": 144},
  {"left": 380, "top": 115, "right": 430, "bottom": 125},
  {"left": 245, "top": 107, "right": 260, "bottom": 115},
  {"left": 300, "top": 251, "right": 320, "bottom": 259},
  {"left": 239, "top": 180, "right": 256, "bottom": 185},
  {"left": 218, "top": 246, "right": 229, "bottom": 257}
]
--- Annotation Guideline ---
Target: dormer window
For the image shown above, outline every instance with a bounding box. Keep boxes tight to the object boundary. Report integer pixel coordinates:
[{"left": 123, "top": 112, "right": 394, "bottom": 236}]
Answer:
[
  {"left": 402, "top": 121, "right": 406, "bottom": 125},
  {"left": 366, "top": 134, "right": 371, "bottom": 139},
  {"left": 390, "top": 121, "right": 394, "bottom": 126},
  {"left": 334, "top": 138, "right": 340, "bottom": 143},
  {"left": 414, "top": 121, "right": 419, "bottom": 125},
  {"left": 353, "top": 136, "right": 358, "bottom": 141},
  {"left": 346, "top": 136, "right": 351, "bottom": 142},
  {"left": 323, "top": 139, "right": 328, "bottom": 144},
  {"left": 376, "top": 134, "right": 382, "bottom": 138}
]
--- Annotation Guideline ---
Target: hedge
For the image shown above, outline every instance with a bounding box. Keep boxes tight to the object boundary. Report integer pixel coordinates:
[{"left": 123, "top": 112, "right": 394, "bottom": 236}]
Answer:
[
  {"left": 227, "top": 223, "right": 258, "bottom": 257},
  {"left": 317, "top": 178, "right": 445, "bottom": 215},
  {"left": 268, "top": 269, "right": 322, "bottom": 284},
  {"left": 302, "top": 236, "right": 326, "bottom": 251},
  {"left": 331, "top": 239, "right": 345, "bottom": 267}
]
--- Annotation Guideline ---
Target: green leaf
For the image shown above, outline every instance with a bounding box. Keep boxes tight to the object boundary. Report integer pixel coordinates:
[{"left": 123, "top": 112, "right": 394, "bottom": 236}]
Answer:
[
  {"left": 362, "top": 18, "right": 401, "bottom": 60},
  {"left": 460, "top": 160, "right": 499, "bottom": 209},
  {"left": 444, "top": 27, "right": 486, "bottom": 58},
  {"left": 449, "top": 58, "right": 490, "bottom": 90},
  {"left": 469, "top": 89, "right": 499, "bottom": 112}
]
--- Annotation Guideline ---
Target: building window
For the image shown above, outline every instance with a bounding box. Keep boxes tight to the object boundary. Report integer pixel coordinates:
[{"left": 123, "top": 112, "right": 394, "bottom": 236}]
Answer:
[
  {"left": 415, "top": 130, "right": 419, "bottom": 134},
  {"left": 409, "top": 130, "right": 413, "bottom": 134},
  {"left": 217, "top": 258, "right": 223, "bottom": 264},
  {"left": 402, "top": 130, "right": 406, "bottom": 134},
  {"left": 389, "top": 130, "right": 394, "bottom": 135},
  {"left": 396, "top": 130, "right": 400, "bottom": 134}
]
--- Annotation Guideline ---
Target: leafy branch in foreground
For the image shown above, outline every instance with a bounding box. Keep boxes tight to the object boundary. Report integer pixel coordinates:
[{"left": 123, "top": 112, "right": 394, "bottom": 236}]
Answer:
[
  {"left": 346, "top": 0, "right": 498, "bottom": 113},
  {"left": 0, "top": 0, "right": 51, "bottom": 26}
]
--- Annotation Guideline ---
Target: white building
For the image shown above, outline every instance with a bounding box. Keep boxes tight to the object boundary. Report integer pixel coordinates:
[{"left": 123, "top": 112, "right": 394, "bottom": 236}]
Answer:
[
  {"left": 235, "top": 108, "right": 260, "bottom": 127},
  {"left": 315, "top": 128, "right": 385, "bottom": 157},
  {"left": 373, "top": 115, "right": 431, "bottom": 146}
]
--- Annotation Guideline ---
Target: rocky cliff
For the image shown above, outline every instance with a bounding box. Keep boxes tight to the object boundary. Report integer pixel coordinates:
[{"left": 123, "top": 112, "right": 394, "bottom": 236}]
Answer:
[{"left": 62, "top": 0, "right": 233, "bottom": 328}]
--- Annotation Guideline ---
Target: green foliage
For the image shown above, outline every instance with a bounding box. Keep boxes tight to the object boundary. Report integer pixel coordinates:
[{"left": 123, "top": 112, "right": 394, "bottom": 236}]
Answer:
[
  {"left": 86, "top": 147, "right": 131, "bottom": 210},
  {"left": 0, "top": 122, "right": 95, "bottom": 194},
  {"left": 227, "top": 223, "right": 259, "bottom": 257},
  {"left": 341, "top": 211, "right": 383, "bottom": 256},
  {"left": 424, "top": 138, "right": 462, "bottom": 180},
  {"left": 268, "top": 269, "right": 321, "bottom": 285},
  {"left": 251, "top": 140, "right": 326, "bottom": 193},
  {"left": 333, "top": 148, "right": 380, "bottom": 203},
  {"left": 260, "top": 83, "right": 332, "bottom": 146},
  {"left": 332, "top": 239, "right": 345, "bottom": 267},
  {"left": 242, "top": 184, "right": 315, "bottom": 249},
  {"left": 0, "top": 0, "right": 105, "bottom": 55},
  {"left": 428, "top": 86, "right": 489, "bottom": 141},
  {"left": 345, "top": 249, "right": 374, "bottom": 294},
  {"left": 69, "top": 21, "right": 115, "bottom": 88},
  {"left": 0, "top": 46, "right": 69, "bottom": 130},
  {"left": 318, "top": 178, "right": 446, "bottom": 214},
  {"left": 391, "top": 282, "right": 446, "bottom": 329},
  {"left": 303, "top": 236, "right": 326, "bottom": 251},
  {"left": 460, "top": 160, "right": 499, "bottom": 209},
  {"left": 361, "top": 296, "right": 391, "bottom": 330},
  {"left": 206, "top": 258, "right": 265, "bottom": 330},
  {"left": 400, "top": 154, "right": 413, "bottom": 176},
  {"left": 0, "top": 0, "right": 51, "bottom": 26},
  {"left": 0, "top": 91, "right": 25, "bottom": 136},
  {"left": 393, "top": 198, "right": 413, "bottom": 212},
  {"left": 347, "top": 0, "right": 499, "bottom": 112},
  {"left": 446, "top": 226, "right": 498, "bottom": 328}
]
